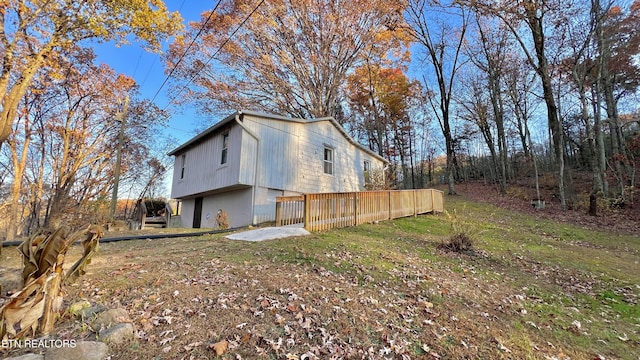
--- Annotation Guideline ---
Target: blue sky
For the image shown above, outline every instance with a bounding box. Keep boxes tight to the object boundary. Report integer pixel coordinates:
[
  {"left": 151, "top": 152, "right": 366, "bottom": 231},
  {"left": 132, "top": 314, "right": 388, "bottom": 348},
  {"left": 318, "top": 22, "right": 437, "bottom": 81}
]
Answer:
[
  {"left": 91, "top": 1, "right": 215, "bottom": 197},
  {"left": 92, "top": 1, "right": 210, "bottom": 147}
]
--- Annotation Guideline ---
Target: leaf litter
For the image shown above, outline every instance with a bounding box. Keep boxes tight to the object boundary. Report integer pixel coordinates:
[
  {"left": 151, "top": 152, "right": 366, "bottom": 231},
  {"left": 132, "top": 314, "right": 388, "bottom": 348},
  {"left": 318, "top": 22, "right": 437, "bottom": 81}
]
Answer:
[{"left": 0, "top": 204, "right": 637, "bottom": 359}]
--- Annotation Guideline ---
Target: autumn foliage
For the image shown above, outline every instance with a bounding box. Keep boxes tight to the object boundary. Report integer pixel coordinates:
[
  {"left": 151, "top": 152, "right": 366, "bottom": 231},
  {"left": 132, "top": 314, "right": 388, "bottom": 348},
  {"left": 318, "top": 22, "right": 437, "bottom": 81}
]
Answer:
[{"left": 166, "top": 0, "right": 409, "bottom": 119}]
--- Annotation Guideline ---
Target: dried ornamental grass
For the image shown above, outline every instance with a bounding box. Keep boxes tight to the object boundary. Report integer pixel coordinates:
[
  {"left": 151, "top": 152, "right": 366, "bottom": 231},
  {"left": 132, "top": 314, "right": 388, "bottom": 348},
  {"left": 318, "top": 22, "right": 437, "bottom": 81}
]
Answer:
[{"left": 0, "top": 225, "right": 103, "bottom": 339}]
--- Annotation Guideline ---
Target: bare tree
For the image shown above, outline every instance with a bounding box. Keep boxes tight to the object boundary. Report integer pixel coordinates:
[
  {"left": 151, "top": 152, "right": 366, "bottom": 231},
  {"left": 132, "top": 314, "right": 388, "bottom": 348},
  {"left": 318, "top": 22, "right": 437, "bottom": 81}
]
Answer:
[
  {"left": 464, "top": 0, "right": 571, "bottom": 209},
  {"left": 405, "top": 0, "right": 469, "bottom": 195},
  {"left": 464, "top": 15, "right": 512, "bottom": 193},
  {"left": 167, "top": 0, "right": 406, "bottom": 120}
]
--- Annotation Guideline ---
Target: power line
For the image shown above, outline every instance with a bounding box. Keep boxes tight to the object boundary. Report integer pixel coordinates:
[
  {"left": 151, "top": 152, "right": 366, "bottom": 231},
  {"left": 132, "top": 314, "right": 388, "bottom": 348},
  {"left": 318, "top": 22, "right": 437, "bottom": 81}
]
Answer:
[
  {"left": 132, "top": 51, "right": 143, "bottom": 78},
  {"left": 161, "top": 0, "right": 266, "bottom": 114},
  {"left": 150, "top": 0, "right": 223, "bottom": 104},
  {"left": 139, "top": 57, "right": 157, "bottom": 89},
  {"left": 139, "top": 0, "right": 188, "bottom": 90}
]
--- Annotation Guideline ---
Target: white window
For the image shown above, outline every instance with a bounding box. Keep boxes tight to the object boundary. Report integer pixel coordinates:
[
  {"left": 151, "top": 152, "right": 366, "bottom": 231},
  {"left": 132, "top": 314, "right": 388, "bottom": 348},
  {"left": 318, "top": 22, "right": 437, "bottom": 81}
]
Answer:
[
  {"left": 323, "top": 146, "right": 333, "bottom": 175},
  {"left": 180, "top": 154, "right": 186, "bottom": 179},
  {"left": 221, "top": 131, "right": 229, "bottom": 165},
  {"left": 364, "top": 160, "right": 371, "bottom": 173}
]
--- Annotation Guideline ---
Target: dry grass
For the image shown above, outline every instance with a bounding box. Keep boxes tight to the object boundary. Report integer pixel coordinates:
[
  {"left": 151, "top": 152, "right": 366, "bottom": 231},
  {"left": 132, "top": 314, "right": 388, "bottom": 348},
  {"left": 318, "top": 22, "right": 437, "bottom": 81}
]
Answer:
[{"left": 1, "top": 194, "right": 639, "bottom": 359}]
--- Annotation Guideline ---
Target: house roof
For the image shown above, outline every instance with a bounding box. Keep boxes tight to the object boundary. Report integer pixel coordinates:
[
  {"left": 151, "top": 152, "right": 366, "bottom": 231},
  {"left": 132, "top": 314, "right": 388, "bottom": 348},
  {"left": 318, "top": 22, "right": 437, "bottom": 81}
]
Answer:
[
  {"left": 167, "top": 112, "right": 238, "bottom": 156},
  {"left": 167, "top": 110, "right": 389, "bottom": 164}
]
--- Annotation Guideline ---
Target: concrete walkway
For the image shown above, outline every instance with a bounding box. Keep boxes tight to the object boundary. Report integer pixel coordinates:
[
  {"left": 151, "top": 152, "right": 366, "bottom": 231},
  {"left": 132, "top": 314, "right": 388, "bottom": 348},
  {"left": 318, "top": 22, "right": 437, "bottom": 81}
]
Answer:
[{"left": 225, "top": 224, "right": 310, "bottom": 242}]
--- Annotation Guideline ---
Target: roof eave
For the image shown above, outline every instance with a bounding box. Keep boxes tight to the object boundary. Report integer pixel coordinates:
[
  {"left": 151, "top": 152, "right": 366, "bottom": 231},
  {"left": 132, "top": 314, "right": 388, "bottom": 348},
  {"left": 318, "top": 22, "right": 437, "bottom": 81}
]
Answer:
[{"left": 167, "top": 112, "right": 239, "bottom": 156}]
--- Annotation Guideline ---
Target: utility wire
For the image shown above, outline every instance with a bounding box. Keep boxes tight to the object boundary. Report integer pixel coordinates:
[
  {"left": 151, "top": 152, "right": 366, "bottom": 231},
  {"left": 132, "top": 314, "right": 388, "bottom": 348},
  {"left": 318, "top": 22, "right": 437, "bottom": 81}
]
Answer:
[
  {"left": 138, "top": 0, "right": 188, "bottom": 90},
  {"left": 150, "top": 0, "right": 223, "bottom": 104},
  {"left": 161, "top": 0, "right": 266, "bottom": 114}
]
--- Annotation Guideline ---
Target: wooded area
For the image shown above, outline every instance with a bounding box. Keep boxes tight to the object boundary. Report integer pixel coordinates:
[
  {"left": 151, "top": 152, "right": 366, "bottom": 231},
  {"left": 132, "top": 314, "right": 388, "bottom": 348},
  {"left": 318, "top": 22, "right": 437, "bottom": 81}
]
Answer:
[
  {"left": 167, "top": 0, "right": 638, "bottom": 211},
  {"left": 0, "top": 1, "right": 182, "bottom": 245},
  {"left": 1, "top": 0, "right": 639, "bottom": 245}
]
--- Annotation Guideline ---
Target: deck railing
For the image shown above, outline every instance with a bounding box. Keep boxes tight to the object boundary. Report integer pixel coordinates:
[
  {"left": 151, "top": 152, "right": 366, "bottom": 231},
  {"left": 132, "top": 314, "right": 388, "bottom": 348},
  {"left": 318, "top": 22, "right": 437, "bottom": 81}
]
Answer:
[
  {"left": 275, "top": 195, "right": 305, "bottom": 226},
  {"left": 275, "top": 189, "right": 444, "bottom": 231}
]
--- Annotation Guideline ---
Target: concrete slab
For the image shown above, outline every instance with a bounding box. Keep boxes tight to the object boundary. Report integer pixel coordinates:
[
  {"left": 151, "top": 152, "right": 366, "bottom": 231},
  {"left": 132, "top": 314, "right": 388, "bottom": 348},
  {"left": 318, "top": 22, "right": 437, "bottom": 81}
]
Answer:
[{"left": 225, "top": 225, "right": 310, "bottom": 242}]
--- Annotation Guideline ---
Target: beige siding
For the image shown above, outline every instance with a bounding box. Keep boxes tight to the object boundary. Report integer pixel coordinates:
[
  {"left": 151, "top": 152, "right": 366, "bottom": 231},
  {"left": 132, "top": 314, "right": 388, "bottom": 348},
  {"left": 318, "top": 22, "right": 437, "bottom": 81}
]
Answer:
[
  {"left": 179, "top": 198, "right": 195, "bottom": 228},
  {"left": 201, "top": 188, "right": 253, "bottom": 228},
  {"left": 170, "top": 124, "right": 243, "bottom": 199},
  {"left": 238, "top": 128, "right": 258, "bottom": 186},
  {"left": 241, "top": 114, "right": 385, "bottom": 194},
  {"left": 177, "top": 190, "right": 253, "bottom": 228}
]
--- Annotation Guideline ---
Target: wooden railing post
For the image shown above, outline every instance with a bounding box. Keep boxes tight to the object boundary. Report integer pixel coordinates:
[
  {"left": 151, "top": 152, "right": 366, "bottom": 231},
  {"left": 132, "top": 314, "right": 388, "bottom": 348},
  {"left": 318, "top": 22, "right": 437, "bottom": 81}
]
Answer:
[
  {"left": 303, "top": 194, "right": 310, "bottom": 230},
  {"left": 431, "top": 189, "right": 435, "bottom": 213},
  {"left": 353, "top": 192, "right": 358, "bottom": 226}
]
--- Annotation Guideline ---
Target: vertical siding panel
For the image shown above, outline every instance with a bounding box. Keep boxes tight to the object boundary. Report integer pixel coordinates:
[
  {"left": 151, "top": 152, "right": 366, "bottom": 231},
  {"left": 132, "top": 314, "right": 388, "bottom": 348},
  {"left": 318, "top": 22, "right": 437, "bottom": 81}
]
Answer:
[{"left": 171, "top": 114, "right": 389, "bottom": 228}]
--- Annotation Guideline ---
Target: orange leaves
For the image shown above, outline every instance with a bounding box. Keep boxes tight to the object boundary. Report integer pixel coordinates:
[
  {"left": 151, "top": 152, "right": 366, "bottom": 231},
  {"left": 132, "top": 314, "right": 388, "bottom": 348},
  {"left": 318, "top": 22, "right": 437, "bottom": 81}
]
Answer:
[
  {"left": 609, "top": 5, "right": 622, "bottom": 16},
  {"left": 114, "top": 74, "right": 137, "bottom": 93},
  {"left": 0, "top": 0, "right": 184, "bottom": 147},
  {"left": 166, "top": 0, "right": 410, "bottom": 119}
]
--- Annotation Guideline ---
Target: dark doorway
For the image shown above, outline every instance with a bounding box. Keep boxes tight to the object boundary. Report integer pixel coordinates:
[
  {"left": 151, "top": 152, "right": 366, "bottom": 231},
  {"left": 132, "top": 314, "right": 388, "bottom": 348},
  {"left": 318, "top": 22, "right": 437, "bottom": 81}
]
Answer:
[{"left": 193, "top": 197, "right": 203, "bottom": 228}]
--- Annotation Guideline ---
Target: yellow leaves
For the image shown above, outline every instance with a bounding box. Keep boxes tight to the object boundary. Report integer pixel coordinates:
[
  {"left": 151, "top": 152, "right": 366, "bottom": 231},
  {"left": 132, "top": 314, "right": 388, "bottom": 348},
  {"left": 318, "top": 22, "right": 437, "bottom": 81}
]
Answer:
[{"left": 125, "top": 0, "right": 183, "bottom": 51}]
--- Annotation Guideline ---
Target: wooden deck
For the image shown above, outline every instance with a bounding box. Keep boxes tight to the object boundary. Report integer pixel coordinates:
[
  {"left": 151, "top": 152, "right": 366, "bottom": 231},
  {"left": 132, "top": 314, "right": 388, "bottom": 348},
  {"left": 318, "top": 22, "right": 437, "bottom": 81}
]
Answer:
[{"left": 276, "top": 189, "right": 444, "bottom": 231}]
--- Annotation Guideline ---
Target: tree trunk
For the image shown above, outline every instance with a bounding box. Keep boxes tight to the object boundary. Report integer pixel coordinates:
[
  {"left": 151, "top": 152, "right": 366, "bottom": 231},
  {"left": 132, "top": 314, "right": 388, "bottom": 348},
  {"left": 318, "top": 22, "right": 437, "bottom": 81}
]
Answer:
[
  {"left": 595, "top": 0, "right": 631, "bottom": 195},
  {"left": 0, "top": 44, "right": 52, "bottom": 146},
  {"left": 6, "top": 129, "right": 31, "bottom": 240},
  {"left": 572, "top": 67, "right": 604, "bottom": 216},
  {"left": 443, "top": 114, "right": 457, "bottom": 195},
  {"left": 526, "top": 6, "right": 567, "bottom": 210},
  {"left": 490, "top": 76, "right": 508, "bottom": 194}
]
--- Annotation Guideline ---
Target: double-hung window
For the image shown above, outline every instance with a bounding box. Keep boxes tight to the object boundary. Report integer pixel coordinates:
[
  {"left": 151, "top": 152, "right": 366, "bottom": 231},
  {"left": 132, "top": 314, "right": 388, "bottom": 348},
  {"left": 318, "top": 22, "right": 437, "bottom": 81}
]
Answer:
[
  {"left": 323, "top": 146, "right": 334, "bottom": 175},
  {"left": 180, "top": 154, "right": 186, "bottom": 179},
  {"left": 221, "top": 131, "right": 229, "bottom": 165}
]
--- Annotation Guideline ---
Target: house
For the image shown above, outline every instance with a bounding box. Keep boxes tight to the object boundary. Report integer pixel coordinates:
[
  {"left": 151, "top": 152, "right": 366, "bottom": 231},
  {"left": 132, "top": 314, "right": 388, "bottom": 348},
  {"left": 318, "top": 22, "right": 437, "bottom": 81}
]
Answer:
[{"left": 168, "top": 110, "right": 388, "bottom": 228}]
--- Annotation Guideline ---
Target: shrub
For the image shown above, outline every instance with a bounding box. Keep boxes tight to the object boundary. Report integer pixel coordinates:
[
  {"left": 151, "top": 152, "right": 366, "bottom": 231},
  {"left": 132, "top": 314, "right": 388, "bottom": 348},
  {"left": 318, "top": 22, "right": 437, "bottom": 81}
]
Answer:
[
  {"left": 442, "top": 232, "right": 474, "bottom": 253},
  {"left": 0, "top": 225, "right": 103, "bottom": 338},
  {"left": 439, "top": 208, "right": 479, "bottom": 254}
]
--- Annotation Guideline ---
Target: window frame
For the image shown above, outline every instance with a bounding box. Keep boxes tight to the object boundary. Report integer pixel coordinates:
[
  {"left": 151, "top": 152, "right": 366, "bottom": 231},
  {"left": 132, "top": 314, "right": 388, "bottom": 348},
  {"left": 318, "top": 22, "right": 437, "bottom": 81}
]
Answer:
[
  {"left": 323, "top": 146, "right": 334, "bottom": 175},
  {"left": 220, "top": 131, "right": 229, "bottom": 165},
  {"left": 180, "top": 154, "right": 186, "bottom": 179}
]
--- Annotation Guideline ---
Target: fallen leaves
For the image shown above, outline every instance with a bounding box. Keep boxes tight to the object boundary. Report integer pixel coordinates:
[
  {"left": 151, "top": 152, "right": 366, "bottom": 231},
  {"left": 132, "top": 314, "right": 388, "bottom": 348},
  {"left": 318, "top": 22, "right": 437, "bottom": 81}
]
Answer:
[
  {"left": 17, "top": 215, "right": 634, "bottom": 360},
  {"left": 210, "top": 339, "right": 228, "bottom": 356}
]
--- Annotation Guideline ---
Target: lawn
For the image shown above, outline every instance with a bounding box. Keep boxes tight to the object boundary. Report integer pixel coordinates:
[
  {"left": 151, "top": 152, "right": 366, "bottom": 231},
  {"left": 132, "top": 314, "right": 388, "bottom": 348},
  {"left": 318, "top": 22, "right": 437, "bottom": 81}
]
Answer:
[{"left": 1, "top": 193, "right": 638, "bottom": 359}]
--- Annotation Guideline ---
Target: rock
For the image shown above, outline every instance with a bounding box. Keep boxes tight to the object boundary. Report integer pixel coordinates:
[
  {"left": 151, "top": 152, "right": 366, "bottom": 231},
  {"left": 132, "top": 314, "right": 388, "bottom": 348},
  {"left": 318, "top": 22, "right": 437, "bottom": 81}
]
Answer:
[
  {"left": 78, "top": 305, "right": 107, "bottom": 320},
  {"left": 45, "top": 341, "right": 108, "bottom": 360},
  {"left": 4, "top": 354, "right": 44, "bottom": 360},
  {"left": 98, "top": 323, "right": 135, "bottom": 344},
  {"left": 91, "top": 308, "right": 130, "bottom": 331},
  {"left": 68, "top": 300, "right": 91, "bottom": 316}
]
